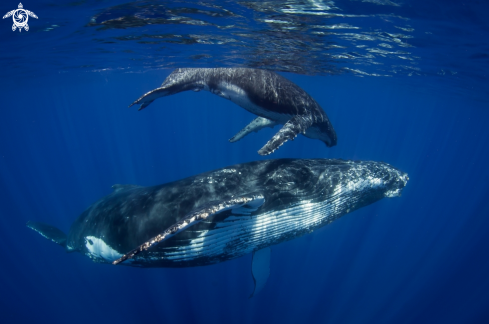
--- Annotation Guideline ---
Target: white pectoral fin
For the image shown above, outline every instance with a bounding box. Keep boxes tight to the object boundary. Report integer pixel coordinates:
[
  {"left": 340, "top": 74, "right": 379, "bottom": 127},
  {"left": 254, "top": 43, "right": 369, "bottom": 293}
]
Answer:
[
  {"left": 249, "top": 247, "right": 271, "bottom": 298},
  {"left": 230, "top": 117, "right": 277, "bottom": 143},
  {"left": 113, "top": 193, "right": 265, "bottom": 265},
  {"left": 258, "top": 115, "right": 314, "bottom": 155}
]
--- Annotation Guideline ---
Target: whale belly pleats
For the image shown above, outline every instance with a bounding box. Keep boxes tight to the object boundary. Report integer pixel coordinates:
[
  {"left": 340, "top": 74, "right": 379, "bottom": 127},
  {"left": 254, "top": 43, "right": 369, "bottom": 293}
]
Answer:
[{"left": 153, "top": 190, "right": 358, "bottom": 266}]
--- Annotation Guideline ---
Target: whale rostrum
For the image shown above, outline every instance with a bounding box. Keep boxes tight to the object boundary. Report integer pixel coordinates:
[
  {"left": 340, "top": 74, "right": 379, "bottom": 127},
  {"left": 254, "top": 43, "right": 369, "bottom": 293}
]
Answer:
[
  {"left": 27, "top": 159, "right": 407, "bottom": 295},
  {"left": 129, "top": 68, "right": 337, "bottom": 155}
]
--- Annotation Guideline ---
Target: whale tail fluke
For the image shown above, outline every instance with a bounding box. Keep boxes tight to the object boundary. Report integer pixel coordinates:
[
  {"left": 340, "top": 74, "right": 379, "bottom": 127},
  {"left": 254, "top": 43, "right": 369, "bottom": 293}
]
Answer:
[
  {"left": 27, "top": 221, "right": 67, "bottom": 248},
  {"left": 129, "top": 87, "right": 170, "bottom": 110},
  {"left": 138, "top": 100, "right": 154, "bottom": 111}
]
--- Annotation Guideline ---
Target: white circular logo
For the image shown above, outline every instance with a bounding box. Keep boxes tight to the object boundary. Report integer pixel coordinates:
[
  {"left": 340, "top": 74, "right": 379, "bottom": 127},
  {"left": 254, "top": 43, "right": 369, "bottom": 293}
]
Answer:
[{"left": 3, "top": 3, "right": 38, "bottom": 32}]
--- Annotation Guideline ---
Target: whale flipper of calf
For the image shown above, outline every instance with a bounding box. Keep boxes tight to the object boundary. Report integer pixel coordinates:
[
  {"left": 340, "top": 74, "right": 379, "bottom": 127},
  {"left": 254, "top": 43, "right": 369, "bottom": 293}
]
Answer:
[
  {"left": 27, "top": 159, "right": 407, "bottom": 296},
  {"left": 129, "top": 68, "right": 337, "bottom": 155}
]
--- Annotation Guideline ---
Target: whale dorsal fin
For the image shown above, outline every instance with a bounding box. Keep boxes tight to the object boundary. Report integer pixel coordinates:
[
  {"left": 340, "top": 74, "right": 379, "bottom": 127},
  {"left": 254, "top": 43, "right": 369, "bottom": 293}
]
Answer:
[
  {"left": 258, "top": 115, "right": 314, "bottom": 155},
  {"left": 111, "top": 184, "right": 142, "bottom": 192},
  {"left": 229, "top": 116, "right": 277, "bottom": 143},
  {"left": 249, "top": 247, "right": 271, "bottom": 298},
  {"left": 27, "top": 221, "right": 67, "bottom": 248},
  {"left": 113, "top": 193, "right": 265, "bottom": 265}
]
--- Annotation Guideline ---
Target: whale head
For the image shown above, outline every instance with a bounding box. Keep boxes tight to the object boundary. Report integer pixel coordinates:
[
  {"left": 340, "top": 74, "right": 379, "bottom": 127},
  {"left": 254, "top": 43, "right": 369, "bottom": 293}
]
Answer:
[
  {"left": 310, "top": 160, "right": 408, "bottom": 217},
  {"left": 382, "top": 165, "right": 409, "bottom": 198},
  {"left": 339, "top": 161, "right": 408, "bottom": 202},
  {"left": 304, "top": 120, "right": 338, "bottom": 147}
]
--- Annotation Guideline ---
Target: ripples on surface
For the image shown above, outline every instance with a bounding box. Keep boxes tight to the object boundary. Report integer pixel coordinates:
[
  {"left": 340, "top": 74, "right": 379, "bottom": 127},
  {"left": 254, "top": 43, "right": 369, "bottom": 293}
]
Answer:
[
  {"left": 83, "top": 0, "right": 421, "bottom": 76},
  {"left": 1, "top": 0, "right": 423, "bottom": 76},
  {"left": 2, "top": 0, "right": 488, "bottom": 100}
]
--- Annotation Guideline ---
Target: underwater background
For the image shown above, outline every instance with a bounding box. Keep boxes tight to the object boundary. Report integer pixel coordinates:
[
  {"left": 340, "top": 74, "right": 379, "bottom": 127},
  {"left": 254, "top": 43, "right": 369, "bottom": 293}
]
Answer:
[{"left": 1, "top": 0, "right": 488, "bottom": 323}]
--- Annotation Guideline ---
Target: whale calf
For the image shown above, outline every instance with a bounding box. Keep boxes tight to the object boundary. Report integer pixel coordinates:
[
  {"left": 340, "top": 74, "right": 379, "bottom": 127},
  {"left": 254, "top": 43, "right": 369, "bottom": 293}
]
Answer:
[
  {"left": 28, "top": 159, "right": 407, "bottom": 295},
  {"left": 130, "top": 68, "right": 337, "bottom": 155}
]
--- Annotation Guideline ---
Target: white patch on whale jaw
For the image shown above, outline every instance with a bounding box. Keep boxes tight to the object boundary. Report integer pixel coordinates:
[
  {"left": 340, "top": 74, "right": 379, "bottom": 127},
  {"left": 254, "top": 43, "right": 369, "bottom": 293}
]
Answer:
[{"left": 84, "top": 236, "right": 123, "bottom": 262}]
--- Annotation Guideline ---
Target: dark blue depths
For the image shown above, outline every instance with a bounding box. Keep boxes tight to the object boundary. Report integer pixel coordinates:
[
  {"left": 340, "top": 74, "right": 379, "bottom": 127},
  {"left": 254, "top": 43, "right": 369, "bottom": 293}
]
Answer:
[{"left": 0, "top": 70, "right": 488, "bottom": 324}]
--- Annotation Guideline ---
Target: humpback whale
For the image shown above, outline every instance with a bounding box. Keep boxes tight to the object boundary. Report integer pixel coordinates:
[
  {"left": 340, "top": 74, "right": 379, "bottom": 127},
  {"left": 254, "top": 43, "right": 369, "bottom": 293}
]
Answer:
[
  {"left": 28, "top": 159, "right": 407, "bottom": 295},
  {"left": 129, "top": 68, "right": 337, "bottom": 155}
]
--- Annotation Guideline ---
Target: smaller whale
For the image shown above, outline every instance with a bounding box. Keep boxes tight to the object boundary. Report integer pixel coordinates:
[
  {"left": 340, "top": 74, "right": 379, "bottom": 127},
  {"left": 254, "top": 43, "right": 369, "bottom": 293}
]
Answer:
[
  {"left": 129, "top": 68, "right": 337, "bottom": 155},
  {"left": 27, "top": 159, "right": 407, "bottom": 296}
]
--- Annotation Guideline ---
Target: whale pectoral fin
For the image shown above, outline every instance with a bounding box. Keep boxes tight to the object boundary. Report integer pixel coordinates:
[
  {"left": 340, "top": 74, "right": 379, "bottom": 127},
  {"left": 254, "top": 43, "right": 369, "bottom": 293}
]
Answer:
[
  {"left": 230, "top": 117, "right": 277, "bottom": 143},
  {"left": 113, "top": 193, "right": 266, "bottom": 265},
  {"left": 129, "top": 87, "right": 170, "bottom": 110},
  {"left": 258, "top": 115, "right": 314, "bottom": 155},
  {"left": 138, "top": 100, "right": 154, "bottom": 111},
  {"left": 249, "top": 247, "right": 271, "bottom": 298},
  {"left": 27, "top": 221, "right": 67, "bottom": 248}
]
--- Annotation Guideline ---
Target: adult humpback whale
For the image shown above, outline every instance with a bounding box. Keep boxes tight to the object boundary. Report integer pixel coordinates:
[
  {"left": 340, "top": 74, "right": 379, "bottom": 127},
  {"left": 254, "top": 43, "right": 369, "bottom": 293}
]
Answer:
[
  {"left": 27, "top": 159, "right": 407, "bottom": 295},
  {"left": 129, "top": 68, "right": 337, "bottom": 155}
]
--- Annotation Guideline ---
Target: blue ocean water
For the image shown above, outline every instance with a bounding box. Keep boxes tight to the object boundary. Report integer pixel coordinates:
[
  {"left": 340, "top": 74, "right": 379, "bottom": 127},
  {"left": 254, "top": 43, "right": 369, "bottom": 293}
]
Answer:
[{"left": 1, "top": 1, "right": 488, "bottom": 323}]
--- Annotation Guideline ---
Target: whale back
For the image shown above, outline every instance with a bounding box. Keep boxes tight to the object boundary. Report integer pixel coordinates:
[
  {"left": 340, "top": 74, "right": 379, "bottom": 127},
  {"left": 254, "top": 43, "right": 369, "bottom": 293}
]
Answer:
[
  {"left": 207, "top": 69, "right": 323, "bottom": 116},
  {"left": 163, "top": 68, "right": 327, "bottom": 120}
]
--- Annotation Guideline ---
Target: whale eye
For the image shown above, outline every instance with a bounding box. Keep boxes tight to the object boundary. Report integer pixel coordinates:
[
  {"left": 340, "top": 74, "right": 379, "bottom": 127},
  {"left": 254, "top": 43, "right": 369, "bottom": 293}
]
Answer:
[{"left": 87, "top": 239, "right": 93, "bottom": 245}]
